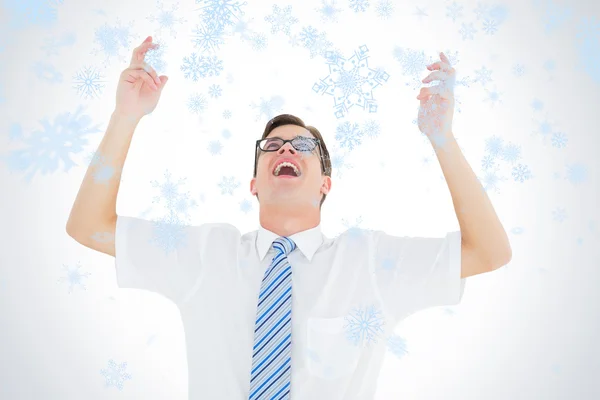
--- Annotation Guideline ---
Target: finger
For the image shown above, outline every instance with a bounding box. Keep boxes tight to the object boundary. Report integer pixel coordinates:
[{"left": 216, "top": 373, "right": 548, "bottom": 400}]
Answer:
[
  {"left": 422, "top": 70, "right": 449, "bottom": 84},
  {"left": 131, "top": 44, "right": 159, "bottom": 68},
  {"left": 427, "top": 61, "right": 451, "bottom": 72},
  {"left": 124, "top": 68, "right": 158, "bottom": 90},
  {"left": 129, "top": 36, "right": 157, "bottom": 67},
  {"left": 439, "top": 52, "right": 451, "bottom": 66},
  {"left": 142, "top": 62, "right": 161, "bottom": 86},
  {"left": 417, "top": 85, "right": 441, "bottom": 99}
]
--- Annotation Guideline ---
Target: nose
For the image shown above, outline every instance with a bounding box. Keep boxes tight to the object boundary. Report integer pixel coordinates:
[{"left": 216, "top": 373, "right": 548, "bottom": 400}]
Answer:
[{"left": 278, "top": 142, "right": 296, "bottom": 154}]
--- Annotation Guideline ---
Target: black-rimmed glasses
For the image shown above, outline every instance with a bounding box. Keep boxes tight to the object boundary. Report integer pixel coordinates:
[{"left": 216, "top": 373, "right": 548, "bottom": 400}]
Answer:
[{"left": 253, "top": 136, "right": 326, "bottom": 176}]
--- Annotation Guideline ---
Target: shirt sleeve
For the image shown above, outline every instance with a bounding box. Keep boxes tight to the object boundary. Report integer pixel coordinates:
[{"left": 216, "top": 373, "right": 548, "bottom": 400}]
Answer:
[
  {"left": 373, "top": 230, "right": 466, "bottom": 323},
  {"left": 114, "top": 215, "right": 214, "bottom": 307}
]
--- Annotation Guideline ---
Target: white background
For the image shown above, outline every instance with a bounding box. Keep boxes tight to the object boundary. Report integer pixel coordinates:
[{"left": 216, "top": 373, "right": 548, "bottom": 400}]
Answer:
[{"left": 1, "top": 0, "right": 599, "bottom": 398}]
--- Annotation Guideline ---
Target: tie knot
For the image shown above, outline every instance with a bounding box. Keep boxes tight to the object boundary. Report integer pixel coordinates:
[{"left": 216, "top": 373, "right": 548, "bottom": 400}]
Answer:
[{"left": 272, "top": 237, "right": 296, "bottom": 256}]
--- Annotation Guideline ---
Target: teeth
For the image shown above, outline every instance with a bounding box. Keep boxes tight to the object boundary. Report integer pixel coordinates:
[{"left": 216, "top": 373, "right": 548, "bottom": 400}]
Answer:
[{"left": 274, "top": 161, "right": 300, "bottom": 176}]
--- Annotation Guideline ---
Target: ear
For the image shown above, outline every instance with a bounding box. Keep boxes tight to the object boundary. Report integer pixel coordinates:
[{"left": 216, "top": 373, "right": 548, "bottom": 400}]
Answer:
[
  {"left": 250, "top": 177, "right": 257, "bottom": 195},
  {"left": 321, "top": 175, "right": 332, "bottom": 195}
]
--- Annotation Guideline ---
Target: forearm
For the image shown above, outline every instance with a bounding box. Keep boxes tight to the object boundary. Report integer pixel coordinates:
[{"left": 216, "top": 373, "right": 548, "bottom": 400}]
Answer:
[
  {"left": 432, "top": 136, "right": 512, "bottom": 265},
  {"left": 66, "top": 112, "right": 140, "bottom": 236}
]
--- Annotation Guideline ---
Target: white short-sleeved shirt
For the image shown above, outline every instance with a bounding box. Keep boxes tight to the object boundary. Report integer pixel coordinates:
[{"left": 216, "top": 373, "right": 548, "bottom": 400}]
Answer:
[{"left": 115, "top": 215, "right": 466, "bottom": 400}]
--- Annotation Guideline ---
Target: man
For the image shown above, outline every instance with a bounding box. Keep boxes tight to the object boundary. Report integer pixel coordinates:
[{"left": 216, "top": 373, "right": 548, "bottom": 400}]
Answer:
[{"left": 66, "top": 36, "right": 512, "bottom": 399}]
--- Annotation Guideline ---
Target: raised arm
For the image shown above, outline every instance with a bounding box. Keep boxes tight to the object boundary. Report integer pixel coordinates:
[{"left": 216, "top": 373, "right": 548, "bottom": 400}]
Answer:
[{"left": 66, "top": 36, "right": 168, "bottom": 256}]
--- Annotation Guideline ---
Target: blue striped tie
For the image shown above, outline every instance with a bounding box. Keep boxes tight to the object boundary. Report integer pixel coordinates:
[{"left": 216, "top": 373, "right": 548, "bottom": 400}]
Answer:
[{"left": 249, "top": 237, "right": 297, "bottom": 400}]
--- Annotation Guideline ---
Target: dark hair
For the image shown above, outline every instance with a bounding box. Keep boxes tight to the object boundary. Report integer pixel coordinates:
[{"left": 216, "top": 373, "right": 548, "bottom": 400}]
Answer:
[{"left": 254, "top": 114, "right": 332, "bottom": 209}]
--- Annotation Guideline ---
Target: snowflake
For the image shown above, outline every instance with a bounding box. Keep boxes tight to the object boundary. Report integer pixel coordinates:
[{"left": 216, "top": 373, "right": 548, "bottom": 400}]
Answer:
[
  {"left": 565, "top": 163, "right": 587, "bottom": 184},
  {"left": 459, "top": 22, "right": 477, "bottom": 40},
  {"left": 482, "top": 18, "right": 498, "bottom": 35},
  {"left": 208, "top": 140, "right": 223, "bottom": 155},
  {"left": 552, "top": 207, "right": 568, "bottom": 222},
  {"left": 181, "top": 52, "right": 224, "bottom": 81},
  {"left": 208, "top": 84, "right": 222, "bottom": 98},
  {"left": 193, "top": 21, "right": 226, "bottom": 53},
  {"left": 480, "top": 167, "right": 505, "bottom": 193},
  {"left": 196, "top": 0, "right": 248, "bottom": 30},
  {"left": 512, "top": 63, "right": 525, "bottom": 77},
  {"left": 575, "top": 17, "right": 600, "bottom": 85},
  {"left": 249, "top": 32, "right": 268, "bottom": 51},
  {"left": 392, "top": 47, "right": 428, "bottom": 78},
  {"left": 150, "top": 212, "right": 190, "bottom": 255},
  {"left": 539, "top": 120, "right": 553, "bottom": 136},
  {"left": 4, "top": 0, "right": 63, "bottom": 28},
  {"left": 250, "top": 96, "right": 285, "bottom": 121},
  {"left": 298, "top": 26, "right": 334, "bottom": 59},
  {"left": 344, "top": 304, "right": 385, "bottom": 347},
  {"left": 222, "top": 128, "right": 232, "bottom": 138},
  {"left": 100, "top": 359, "right": 132, "bottom": 391},
  {"left": 362, "top": 119, "right": 381, "bottom": 139},
  {"left": 551, "top": 132, "right": 568, "bottom": 148},
  {"left": 340, "top": 216, "right": 371, "bottom": 240},
  {"left": 313, "top": 45, "right": 389, "bottom": 119},
  {"left": 473, "top": 2, "right": 489, "bottom": 20},
  {"left": 87, "top": 151, "right": 117, "bottom": 184},
  {"left": 335, "top": 121, "right": 363, "bottom": 151},
  {"left": 73, "top": 66, "right": 106, "bottom": 99},
  {"left": 386, "top": 334, "right": 408, "bottom": 358},
  {"left": 147, "top": 0, "right": 186, "bottom": 38},
  {"left": 349, "top": 0, "right": 370, "bottom": 13},
  {"left": 151, "top": 170, "right": 197, "bottom": 220},
  {"left": 230, "top": 17, "right": 253, "bottom": 41},
  {"left": 240, "top": 198, "right": 253, "bottom": 213},
  {"left": 218, "top": 176, "right": 240, "bottom": 195},
  {"left": 265, "top": 4, "right": 298, "bottom": 35},
  {"left": 484, "top": 87, "right": 503, "bottom": 107},
  {"left": 223, "top": 109, "right": 232, "bottom": 119},
  {"left": 57, "top": 262, "right": 91, "bottom": 293},
  {"left": 511, "top": 163, "right": 532, "bottom": 183},
  {"left": 500, "top": 143, "right": 521, "bottom": 164},
  {"left": 484, "top": 135, "right": 504, "bottom": 157},
  {"left": 33, "top": 61, "right": 62, "bottom": 83},
  {"left": 531, "top": 98, "right": 544, "bottom": 111},
  {"left": 481, "top": 154, "right": 496, "bottom": 170},
  {"left": 316, "top": 0, "right": 343, "bottom": 23},
  {"left": 375, "top": 0, "right": 394, "bottom": 19},
  {"left": 329, "top": 150, "right": 353, "bottom": 178},
  {"left": 487, "top": 4, "right": 509, "bottom": 26},
  {"left": 445, "top": 1, "right": 463, "bottom": 22},
  {"left": 92, "top": 20, "right": 136, "bottom": 65},
  {"left": 2, "top": 105, "right": 102, "bottom": 182},
  {"left": 188, "top": 93, "right": 208, "bottom": 114},
  {"left": 474, "top": 65, "right": 493, "bottom": 86}
]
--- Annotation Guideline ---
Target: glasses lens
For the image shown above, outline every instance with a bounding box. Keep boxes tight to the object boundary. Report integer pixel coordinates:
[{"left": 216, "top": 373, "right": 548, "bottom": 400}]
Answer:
[
  {"left": 292, "top": 137, "right": 316, "bottom": 151},
  {"left": 260, "top": 138, "right": 283, "bottom": 151}
]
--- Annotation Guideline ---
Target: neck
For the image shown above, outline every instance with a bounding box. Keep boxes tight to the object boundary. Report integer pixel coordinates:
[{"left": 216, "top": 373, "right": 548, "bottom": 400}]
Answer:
[{"left": 259, "top": 203, "right": 320, "bottom": 237}]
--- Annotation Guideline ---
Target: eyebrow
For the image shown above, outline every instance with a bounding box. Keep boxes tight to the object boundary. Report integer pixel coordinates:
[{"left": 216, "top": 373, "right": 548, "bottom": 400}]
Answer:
[{"left": 267, "top": 135, "right": 314, "bottom": 140}]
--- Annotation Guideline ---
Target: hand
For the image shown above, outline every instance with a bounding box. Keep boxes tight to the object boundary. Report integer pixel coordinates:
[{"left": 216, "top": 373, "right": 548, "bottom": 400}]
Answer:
[
  {"left": 114, "top": 36, "right": 168, "bottom": 122},
  {"left": 416, "top": 52, "right": 456, "bottom": 147}
]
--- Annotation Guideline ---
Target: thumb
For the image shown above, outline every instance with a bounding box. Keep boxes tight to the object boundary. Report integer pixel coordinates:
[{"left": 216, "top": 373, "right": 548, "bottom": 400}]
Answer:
[{"left": 158, "top": 75, "right": 168, "bottom": 88}]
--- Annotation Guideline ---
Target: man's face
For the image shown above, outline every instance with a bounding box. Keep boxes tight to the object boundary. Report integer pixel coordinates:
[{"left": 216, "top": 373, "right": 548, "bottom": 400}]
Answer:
[{"left": 250, "top": 124, "right": 331, "bottom": 208}]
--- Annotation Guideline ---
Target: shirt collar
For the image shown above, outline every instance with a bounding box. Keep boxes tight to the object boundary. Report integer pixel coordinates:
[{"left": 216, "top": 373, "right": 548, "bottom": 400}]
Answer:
[{"left": 256, "top": 223, "right": 324, "bottom": 262}]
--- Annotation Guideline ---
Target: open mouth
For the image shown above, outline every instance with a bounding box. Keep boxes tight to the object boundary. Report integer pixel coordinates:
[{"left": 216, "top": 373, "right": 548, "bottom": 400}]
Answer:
[{"left": 273, "top": 162, "right": 301, "bottom": 177}]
